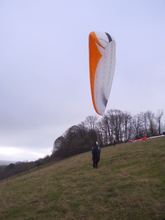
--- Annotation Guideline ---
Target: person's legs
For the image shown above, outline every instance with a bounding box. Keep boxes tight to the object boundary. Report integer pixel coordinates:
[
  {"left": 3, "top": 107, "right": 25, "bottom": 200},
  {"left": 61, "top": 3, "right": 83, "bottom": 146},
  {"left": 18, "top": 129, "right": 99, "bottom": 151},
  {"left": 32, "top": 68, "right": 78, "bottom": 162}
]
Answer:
[{"left": 93, "top": 159, "right": 99, "bottom": 168}]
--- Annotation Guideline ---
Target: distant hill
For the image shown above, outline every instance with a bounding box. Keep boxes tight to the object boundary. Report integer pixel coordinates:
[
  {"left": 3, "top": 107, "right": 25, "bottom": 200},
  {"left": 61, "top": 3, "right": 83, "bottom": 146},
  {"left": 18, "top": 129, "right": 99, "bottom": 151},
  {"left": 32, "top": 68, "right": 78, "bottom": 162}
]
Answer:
[
  {"left": 0, "top": 137, "right": 165, "bottom": 220},
  {"left": 0, "top": 160, "right": 15, "bottom": 165}
]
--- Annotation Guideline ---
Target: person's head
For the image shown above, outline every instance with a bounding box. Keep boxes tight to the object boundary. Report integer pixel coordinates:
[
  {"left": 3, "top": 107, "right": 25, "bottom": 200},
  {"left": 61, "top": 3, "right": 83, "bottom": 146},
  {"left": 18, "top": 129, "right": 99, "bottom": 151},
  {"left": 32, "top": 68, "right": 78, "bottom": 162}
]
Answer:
[{"left": 93, "top": 141, "right": 98, "bottom": 146}]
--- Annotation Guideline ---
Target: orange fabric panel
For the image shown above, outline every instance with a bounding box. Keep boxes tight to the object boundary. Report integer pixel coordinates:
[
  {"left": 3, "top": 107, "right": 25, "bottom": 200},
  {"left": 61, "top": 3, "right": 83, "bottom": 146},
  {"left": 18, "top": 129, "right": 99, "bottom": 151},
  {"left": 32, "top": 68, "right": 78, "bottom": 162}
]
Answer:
[{"left": 89, "top": 32, "right": 102, "bottom": 115}]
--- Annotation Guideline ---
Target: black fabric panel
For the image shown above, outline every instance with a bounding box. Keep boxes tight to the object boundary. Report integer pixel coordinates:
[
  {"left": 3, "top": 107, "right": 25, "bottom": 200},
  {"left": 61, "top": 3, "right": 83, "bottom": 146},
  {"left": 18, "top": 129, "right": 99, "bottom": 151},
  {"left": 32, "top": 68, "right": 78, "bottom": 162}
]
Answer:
[{"left": 105, "top": 32, "right": 112, "bottom": 42}]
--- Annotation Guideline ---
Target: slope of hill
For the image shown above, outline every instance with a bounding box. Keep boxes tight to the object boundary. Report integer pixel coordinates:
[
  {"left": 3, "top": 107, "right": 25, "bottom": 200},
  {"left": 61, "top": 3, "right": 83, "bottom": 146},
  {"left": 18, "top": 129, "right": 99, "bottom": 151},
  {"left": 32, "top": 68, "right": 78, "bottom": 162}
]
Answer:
[{"left": 0, "top": 137, "right": 165, "bottom": 220}]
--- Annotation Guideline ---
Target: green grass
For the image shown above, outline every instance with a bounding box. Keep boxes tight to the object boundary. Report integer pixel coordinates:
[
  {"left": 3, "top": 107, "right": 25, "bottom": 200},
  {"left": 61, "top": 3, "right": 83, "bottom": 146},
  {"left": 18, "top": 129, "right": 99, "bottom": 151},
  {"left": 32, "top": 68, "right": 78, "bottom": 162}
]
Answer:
[{"left": 0, "top": 137, "right": 165, "bottom": 220}]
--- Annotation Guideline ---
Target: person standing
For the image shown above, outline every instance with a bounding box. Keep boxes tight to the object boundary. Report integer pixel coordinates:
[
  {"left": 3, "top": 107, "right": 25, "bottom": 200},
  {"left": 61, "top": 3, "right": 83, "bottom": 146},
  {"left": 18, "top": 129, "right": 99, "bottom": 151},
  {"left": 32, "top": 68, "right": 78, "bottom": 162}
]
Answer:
[{"left": 91, "top": 141, "right": 101, "bottom": 168}]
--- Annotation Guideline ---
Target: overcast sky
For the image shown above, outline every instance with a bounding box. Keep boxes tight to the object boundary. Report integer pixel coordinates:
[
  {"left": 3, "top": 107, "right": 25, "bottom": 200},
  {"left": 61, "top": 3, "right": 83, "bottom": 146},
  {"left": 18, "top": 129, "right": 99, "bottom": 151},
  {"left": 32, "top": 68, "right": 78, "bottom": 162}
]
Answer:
[{"left": 0, "top": 0, "right": 165, "bottom": 162}]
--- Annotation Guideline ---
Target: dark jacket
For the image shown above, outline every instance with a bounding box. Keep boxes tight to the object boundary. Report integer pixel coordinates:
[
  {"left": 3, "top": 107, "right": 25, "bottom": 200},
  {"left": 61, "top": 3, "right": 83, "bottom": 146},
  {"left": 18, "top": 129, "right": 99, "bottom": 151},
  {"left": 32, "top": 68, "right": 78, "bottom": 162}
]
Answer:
[{"left": 91, "top": 142, "right": 101, "bottom": 161}]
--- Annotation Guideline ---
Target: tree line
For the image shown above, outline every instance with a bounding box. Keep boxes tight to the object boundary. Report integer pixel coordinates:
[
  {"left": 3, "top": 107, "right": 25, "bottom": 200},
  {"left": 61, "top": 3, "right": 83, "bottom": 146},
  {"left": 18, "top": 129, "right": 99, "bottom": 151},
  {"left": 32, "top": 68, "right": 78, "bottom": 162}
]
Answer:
[
  {"left": 0, "top": 109, "right": 164, "bottom": 181},
  {"left": 97, "top": 109, "right": 164, "bottom": 144},
  {"left": 0, "top": 156, "right": 55, "bottom": 181},
  {"left": 52, "top": 109, "right": 164, "bottom": 158}
]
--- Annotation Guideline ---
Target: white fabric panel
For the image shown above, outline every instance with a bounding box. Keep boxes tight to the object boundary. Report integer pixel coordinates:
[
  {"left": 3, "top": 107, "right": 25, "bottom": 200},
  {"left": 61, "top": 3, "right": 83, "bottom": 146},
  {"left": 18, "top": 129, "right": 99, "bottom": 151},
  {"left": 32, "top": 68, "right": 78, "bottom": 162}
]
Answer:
[{"left": 94, "top": 32, "right": 116, "bottom": 115}]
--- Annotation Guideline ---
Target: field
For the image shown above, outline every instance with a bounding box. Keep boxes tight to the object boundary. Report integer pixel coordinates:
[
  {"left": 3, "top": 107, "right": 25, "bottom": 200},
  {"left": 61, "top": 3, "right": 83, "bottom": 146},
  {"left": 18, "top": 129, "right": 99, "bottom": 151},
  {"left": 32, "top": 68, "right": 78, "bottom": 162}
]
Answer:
[{"left": 0, "top": 137, "right": 165, "bottom": 220}]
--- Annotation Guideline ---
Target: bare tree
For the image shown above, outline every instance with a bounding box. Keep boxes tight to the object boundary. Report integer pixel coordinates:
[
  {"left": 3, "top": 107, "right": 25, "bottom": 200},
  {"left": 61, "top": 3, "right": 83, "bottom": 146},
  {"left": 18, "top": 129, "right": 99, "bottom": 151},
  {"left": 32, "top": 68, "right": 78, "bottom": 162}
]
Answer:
[
  {"left": 144, "top": 111, "right": 157, "bottom": 137},
  {"left": 156, "top": 110, "right": 164, "bottom": 134},
  {"left": 123, "top": 112, "right": 133, "bottom": 141},
  {"left": 142, "top": 112, "right": 148, "bottom": 137},
  {"left": 84, "top": 115, "right": 98, "bottom": 130},
  {"left": 98, "top": 115, "right": 112, "bottom": 145},
  {"left": 132, "top": 113, "right": 144, "bottom": 139},
  {"left": 106, "top": 109, "right": 124, "bottom": 142}
]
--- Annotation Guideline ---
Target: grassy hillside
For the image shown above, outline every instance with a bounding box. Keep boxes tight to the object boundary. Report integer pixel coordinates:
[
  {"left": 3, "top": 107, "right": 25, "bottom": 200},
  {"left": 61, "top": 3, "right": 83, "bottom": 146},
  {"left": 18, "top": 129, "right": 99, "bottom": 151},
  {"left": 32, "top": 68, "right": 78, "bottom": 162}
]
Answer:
[{"left": 0, "top": 137, "right": 165, "bottom": 220}]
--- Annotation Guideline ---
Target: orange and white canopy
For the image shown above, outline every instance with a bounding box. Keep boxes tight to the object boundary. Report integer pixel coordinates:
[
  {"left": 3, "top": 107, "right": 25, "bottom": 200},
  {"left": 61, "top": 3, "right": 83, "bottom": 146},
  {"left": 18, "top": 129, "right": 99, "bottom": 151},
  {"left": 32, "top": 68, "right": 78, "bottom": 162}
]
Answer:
[{"left": 89, "top": 31, "right": 116, "bottom": 115}]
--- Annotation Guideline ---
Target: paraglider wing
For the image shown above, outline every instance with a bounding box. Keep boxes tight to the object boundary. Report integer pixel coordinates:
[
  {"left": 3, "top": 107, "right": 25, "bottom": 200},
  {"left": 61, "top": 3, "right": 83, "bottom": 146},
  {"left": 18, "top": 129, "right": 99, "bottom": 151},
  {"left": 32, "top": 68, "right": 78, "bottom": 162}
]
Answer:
[{"left": 89, "top": 31, "right": 116, "bottom": 115}]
